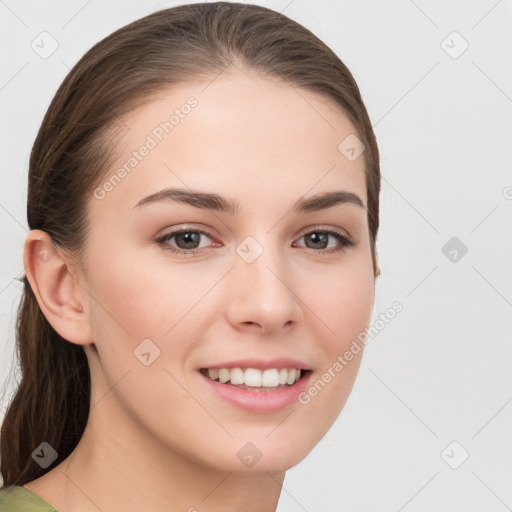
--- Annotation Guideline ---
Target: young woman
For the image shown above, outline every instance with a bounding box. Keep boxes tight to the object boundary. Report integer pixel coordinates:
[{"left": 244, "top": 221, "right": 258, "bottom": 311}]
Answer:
[{"left": 0, "top": 2, "right": 380, "bottom": 510}]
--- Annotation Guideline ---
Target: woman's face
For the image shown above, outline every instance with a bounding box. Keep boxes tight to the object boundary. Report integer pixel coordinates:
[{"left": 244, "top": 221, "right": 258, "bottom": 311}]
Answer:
[{"left": 79, "top": 69, "right": 375, "bottom": 472}]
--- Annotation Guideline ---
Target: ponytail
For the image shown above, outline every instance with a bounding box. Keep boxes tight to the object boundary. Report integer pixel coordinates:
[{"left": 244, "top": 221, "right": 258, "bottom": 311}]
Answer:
[{"left": 0, "top": 277, "right": 90, "bottom": 486}]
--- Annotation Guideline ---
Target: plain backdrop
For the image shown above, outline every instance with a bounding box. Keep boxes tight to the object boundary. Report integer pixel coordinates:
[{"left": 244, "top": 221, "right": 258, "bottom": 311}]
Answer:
[{"left": 1, "top": 1, "right": 511, "bottom": 510}]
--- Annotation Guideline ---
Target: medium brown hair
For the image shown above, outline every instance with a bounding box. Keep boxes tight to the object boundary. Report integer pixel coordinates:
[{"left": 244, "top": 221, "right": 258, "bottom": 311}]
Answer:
[{"left": 0, "top": 1, "right": 380, "bottom": 487}]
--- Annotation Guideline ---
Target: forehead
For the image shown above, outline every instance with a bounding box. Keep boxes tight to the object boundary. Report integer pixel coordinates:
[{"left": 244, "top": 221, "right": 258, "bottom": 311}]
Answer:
[{"left": 90, "top": 69, "right": 367, "bottom": 215}]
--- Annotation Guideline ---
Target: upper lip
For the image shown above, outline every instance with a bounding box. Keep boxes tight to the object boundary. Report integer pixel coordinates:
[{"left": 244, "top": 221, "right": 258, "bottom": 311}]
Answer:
[{"left": 199, "top": 358, "right": 311, "bottom": 371}]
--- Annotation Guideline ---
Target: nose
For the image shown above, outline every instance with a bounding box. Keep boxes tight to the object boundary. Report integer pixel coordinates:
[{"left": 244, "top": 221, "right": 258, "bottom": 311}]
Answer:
[{"left": 225, "top": 242, "right": 303, "bottom": 336}]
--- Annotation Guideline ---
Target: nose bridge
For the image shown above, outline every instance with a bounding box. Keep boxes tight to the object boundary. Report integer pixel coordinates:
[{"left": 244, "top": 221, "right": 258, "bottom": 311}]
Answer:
[{"left": 227, "top": 234, "right": 302, "bottom": 332}]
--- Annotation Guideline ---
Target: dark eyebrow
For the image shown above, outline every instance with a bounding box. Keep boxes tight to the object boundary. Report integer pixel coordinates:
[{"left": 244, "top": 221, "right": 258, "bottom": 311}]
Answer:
[
  {"left": 292, "top": 190, "right": 364, "bottom": 213},
  {"left": 133, "top": 188, "right": 364, "bottom": 213},
  {"left": 133, "top": 188, "right": 240, "bottom": 214}
]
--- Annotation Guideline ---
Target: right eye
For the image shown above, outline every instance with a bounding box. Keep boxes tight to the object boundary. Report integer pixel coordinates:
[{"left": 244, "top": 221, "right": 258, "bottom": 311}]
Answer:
[{"left": 156, "top": 228, "right": 219, "bottom": 255}]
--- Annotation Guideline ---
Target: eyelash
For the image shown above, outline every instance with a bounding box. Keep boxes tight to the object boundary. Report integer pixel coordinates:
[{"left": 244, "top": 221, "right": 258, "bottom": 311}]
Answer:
[{"left": 155, "top": 225, "right": 355, "bottom": 256}]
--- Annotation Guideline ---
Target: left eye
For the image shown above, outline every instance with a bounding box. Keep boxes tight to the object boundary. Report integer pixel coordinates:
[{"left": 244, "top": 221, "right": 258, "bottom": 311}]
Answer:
[{"left": 294, "top": 230, "right": 353, "bottom": 252}]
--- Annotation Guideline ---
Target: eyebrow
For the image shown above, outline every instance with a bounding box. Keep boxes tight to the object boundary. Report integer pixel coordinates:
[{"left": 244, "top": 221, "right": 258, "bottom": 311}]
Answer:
[{"left": 133, "top": 188, "right": 364, "bottom": 214}]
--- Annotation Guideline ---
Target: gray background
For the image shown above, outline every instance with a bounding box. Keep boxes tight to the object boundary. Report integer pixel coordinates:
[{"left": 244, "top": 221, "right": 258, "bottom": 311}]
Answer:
[{"left": 1, "top": 0, "right": 511, "bottom": 510}]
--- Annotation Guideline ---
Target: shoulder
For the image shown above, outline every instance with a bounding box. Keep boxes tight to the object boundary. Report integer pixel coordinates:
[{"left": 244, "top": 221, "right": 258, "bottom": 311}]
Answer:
[{"left": 0, "top": 485, "right": 59, "bottom": 512}]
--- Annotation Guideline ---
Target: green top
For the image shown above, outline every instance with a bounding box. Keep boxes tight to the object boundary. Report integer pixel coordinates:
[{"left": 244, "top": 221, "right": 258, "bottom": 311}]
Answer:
[{"left": 0, "top": 485, "right": 59, "bottom": 511}]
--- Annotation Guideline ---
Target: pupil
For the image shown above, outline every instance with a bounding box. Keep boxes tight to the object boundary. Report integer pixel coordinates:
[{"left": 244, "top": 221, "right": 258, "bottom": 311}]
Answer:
[
  {"left": 307, "top": 232, "right": 327, "bottom": 249},
  {"left": 177, "top": 232, "right": 199, "bottom": 249}
]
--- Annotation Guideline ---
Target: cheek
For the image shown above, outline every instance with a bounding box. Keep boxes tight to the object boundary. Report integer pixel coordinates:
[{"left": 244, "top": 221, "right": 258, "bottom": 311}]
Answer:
[
  {"left": 298, "top": 265, "right": 372, "bottom": 435},
  {"left": 87, "top": 247, "right": 196, "bottom": 337},
  {"left": 302, "top": 258, "right": 374, "bottom": 349},
  {"left": 335, "top": 267, "right": 375, "bottom": 341},
  {"left": 85, "top": 247, "right": 225, "bottom": 376}
]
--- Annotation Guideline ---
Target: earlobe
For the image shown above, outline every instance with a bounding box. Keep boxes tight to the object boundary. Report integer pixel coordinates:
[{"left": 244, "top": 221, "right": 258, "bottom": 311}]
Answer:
[{"left": 23, "top": 229, "right": 93, "bottom": 346}]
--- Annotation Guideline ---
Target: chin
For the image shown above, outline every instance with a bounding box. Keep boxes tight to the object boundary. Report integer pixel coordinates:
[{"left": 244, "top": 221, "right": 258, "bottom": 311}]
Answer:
[{"left": 193, "top": 431, "right": 320, "bottom": 474}]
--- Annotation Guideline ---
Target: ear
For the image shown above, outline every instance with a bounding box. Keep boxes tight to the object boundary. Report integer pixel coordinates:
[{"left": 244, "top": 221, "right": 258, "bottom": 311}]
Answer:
[{"left": 23, "top": 229, "right": 93, "bottom": 346}]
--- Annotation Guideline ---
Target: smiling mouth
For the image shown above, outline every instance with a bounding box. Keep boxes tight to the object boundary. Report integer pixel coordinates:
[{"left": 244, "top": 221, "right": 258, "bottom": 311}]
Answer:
[{"left": 199, "top": 367, "right": 311, "bottom": 391}]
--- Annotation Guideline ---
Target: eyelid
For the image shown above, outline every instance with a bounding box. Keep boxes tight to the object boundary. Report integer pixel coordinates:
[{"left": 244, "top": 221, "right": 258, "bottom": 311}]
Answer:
[
  {"left": 156, "top": 223, "right": 352, "bottom": 240},
  {"left": 155, "top": 224, "right": 217, "bottom": 242},
  {"left": 295, "top": 224, "right": 351, "bottom": 240}
]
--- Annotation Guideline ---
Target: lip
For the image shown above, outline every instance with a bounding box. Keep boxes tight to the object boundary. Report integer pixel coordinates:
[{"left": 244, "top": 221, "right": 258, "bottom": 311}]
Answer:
[
  {"left": 199, "top": 368, "right": 313, "bottom": 413},
  {"left": 199, "top": 358, "right": 311, "bottom": 371}
]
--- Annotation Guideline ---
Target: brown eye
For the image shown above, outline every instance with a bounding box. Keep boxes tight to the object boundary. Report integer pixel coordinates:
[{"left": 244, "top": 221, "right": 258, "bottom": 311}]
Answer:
[
  {"left": 304, "top": 232, "right": 330, "bottom": 250},
  {"left": 295, "top": 229, "right": 354, "bottom": 254},
  {"left": 173, "top": 231, "right": 202, "bottom": 250},
  {"left": 156, "top": 229, "right": 215, "bottom": 254}
]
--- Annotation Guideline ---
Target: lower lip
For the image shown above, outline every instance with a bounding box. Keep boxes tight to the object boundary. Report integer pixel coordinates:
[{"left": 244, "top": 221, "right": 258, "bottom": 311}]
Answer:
[{"left": 199, "top": 371, "right": 312, "bottom": 413}]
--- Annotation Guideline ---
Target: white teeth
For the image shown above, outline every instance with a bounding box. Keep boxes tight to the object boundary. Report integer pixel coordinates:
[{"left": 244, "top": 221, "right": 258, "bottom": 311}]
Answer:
[
  {"left": 262, "top": 369, "right": 280, "bottom": 387},
  {"left": 204, "top": 367, "right": 303, "bottom": 387},
  {"left": 244, "top": 368, "right": 262, "bottom": 387},
  {"left": 230, "top": 367, "right": 245, "bottom": 385},
  {"left": 219, "top": 368, "right": 230, "bottom": 383}
]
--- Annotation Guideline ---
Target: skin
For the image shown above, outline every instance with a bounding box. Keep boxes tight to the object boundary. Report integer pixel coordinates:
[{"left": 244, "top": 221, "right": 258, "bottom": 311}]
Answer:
[{"left": 23, "top": 68, "right": 375, "bottom": 512}]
